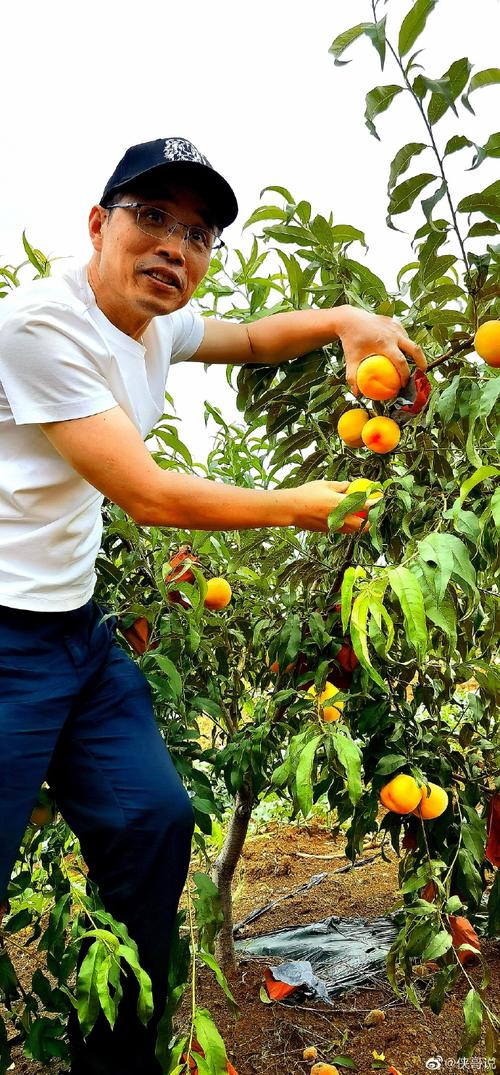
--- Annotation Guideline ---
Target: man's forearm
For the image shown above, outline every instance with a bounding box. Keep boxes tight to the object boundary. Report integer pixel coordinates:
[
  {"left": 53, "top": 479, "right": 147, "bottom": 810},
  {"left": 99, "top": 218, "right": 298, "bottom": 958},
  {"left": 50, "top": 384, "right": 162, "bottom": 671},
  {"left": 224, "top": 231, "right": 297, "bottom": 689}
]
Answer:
[
  {"left": 136, "top": 471, "right": 296, "bottom": 529},
  {"left": 247, "top": 306, "right": 350, "bottom": 364}
]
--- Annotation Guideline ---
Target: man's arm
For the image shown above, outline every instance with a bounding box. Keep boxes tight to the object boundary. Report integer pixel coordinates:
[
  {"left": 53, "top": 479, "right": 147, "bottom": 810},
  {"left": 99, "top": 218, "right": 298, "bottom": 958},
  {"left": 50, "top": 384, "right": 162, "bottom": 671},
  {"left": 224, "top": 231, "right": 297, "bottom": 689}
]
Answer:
[
  {"left": 40, "top": 406, "right": 368, "bottom": 533},
  {"left": 192, "top": 306, "right": 426, "bottom": 395}
]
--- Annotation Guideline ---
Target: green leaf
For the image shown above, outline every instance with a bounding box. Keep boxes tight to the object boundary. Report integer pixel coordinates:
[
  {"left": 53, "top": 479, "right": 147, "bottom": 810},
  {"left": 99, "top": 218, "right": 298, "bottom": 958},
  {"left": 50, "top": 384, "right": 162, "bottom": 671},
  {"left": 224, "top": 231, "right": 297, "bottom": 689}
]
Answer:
[
  {"left": 436, "top": 376, "right": 459, "bottom": 423},
  {"left": 388, "top": 142, "right": 427, "bottom": 191},
  {"left": 341, "top": 566, "right": 358, "bottom": 633},
  {"left": 116, "top": 944, "right": 154, "bottom": 1027},
  {"left": 421, "top": 929, "right": 453, "bottom": 961},
  {"left": 198, "top": 952, "right": 239, "bottom": 1015},
  {"left": 463, "top": 67, "right": 500, "bottom": 113},
  {"left": 427, "top": 58, "right": 472, "bottom": 125},
  {"left": 457, "top": 180, "right": 500, "bottom": 224},
  {"left": 152, "top": 429, "right": 193, "bottom": 467},
  {"left": 374, "top": 753, "right": 408, "bottom": 776},
  {"left": 421, "top": 180, "right": 447, "bottom": 225},
  {"left": 364, "top": 17, "right": 387, "bottom": 68},
  {"left": 457, "top": 465, "right": 499, "bottom": 510},
  {"left": 22, "top": 231, "right": 51, "bottom": 277},
  {"left": 460, "top": 988, "right": 483, "bottom": 1054},
  {"left": 296, "top": 736, "right": 322, "bottom": 818},
  {"left": 350, "top": 592, "right": 388, "bottom": 692},
  {"left": 75, "top": 942, "right": 104, "bottom": 1037},
  {"left": 332, "top": 728, "right": 363, "bottom": 806},
  {"left": 467, "top": 221, "right": 499, "bottom": 237},
  {"left": 194, "top": 1008, "right": 228, "bottom": 1075},
  {"left": 417, "top": 533, "right": 477, "bottom": 601},
  {"left": 444, "top": 135, "right": 474, "bottom": 157},
  {"left": 262, "top": 223, "right": 313, "bottom": 246},
  {"left": 259, "top": 184, "right": 294, "bottom": 202},
  {"left": 388, "top": 173, "right": 437, "bottom": 216},
  {"left": 388, "top": 566, "right": 428, "bottom": 661},
  {"left": 398, "top": 0, "right": 438, "bottom": 57},
  {"left": 328, "top": 23, "right": 371, "bottom": 65},
  {"left": 481, "top": 130, "right": 500, "bottom": 158},
  {"left": 243, "top": 205, "right": 287, "bottom": 230},
  {"left": 364, "top": 85, "right": 403, "bottom": 139},
  {"left": 491, "top": 487, "right": 500, "bottom": 528},
  {"left": 152, "top": 653, "right": 183, "bottom": 699},
  {"left": 330, "top": 224, "right": 367, "bottom": 247}
]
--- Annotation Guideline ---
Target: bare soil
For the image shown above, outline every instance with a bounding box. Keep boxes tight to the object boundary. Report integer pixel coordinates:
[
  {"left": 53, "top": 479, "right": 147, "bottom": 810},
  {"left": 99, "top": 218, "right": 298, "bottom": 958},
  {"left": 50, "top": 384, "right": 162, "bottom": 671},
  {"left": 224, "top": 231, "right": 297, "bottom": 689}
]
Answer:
[
  {"left": 2, "top": 816, "right": 499, "bottom": 1074},
  {"left": 179, "top": 816, "right": 499, "bottom": 1075}
]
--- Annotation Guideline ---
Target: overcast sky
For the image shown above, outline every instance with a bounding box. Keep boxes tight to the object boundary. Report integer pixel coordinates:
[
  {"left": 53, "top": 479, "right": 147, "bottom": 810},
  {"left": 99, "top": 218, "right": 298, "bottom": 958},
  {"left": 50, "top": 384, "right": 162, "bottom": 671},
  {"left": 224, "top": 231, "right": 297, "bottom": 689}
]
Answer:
[{"left": 2, "top": 0, "right": 499, "bottom": 461}]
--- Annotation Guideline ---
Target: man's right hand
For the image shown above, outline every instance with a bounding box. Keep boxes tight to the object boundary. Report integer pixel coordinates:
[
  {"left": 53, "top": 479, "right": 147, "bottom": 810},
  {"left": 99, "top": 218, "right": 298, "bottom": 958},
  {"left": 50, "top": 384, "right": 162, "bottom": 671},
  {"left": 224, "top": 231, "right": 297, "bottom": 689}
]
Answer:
[{"left": 291, "top": 480, "right": 375, "bottom": 533}]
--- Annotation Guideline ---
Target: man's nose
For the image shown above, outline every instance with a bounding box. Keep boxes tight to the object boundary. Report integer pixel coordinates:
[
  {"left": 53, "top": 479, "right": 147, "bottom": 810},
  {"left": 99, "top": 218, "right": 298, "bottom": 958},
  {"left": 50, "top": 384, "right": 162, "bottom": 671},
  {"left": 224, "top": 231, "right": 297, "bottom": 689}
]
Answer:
[{"left": 155, "top": 224, "right": 187, "bottom": 261}]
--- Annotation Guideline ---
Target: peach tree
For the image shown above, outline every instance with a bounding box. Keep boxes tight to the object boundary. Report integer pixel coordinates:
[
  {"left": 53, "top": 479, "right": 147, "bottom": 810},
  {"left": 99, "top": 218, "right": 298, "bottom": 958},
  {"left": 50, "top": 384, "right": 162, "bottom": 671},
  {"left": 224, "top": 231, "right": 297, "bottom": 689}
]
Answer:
[{"left": 1, "top": 0, "right": 500, "bottom": 1067}]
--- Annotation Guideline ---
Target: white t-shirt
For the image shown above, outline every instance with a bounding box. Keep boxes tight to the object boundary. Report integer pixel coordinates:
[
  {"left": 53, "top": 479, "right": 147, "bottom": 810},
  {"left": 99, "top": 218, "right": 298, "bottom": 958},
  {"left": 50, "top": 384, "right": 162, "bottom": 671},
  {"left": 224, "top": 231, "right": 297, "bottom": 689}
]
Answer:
[{"left": 0, "top": 260, "right": 205, "bottom": 612}]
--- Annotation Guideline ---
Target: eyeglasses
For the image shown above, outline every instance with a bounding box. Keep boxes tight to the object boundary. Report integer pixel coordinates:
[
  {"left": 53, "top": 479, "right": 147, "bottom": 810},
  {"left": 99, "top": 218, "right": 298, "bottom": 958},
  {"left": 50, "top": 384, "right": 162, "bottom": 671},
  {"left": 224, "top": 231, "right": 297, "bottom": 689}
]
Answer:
[{"left": 106, "top": 202, "right": 224, "bottom": 254}]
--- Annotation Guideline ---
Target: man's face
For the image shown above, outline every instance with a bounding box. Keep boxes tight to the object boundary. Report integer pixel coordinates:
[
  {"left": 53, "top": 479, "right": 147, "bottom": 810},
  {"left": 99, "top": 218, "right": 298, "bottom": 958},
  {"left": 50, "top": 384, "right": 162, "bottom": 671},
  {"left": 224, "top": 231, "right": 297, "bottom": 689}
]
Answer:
[{"left": 88, "top": 184, "right": 217, "bottom": 338}]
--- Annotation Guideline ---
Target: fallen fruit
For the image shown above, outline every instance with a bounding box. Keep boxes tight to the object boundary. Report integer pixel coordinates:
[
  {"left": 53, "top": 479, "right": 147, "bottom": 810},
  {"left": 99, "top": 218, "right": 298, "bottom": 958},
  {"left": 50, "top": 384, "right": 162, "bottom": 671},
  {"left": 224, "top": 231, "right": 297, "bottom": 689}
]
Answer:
[
  {"left": 412, "top": 782, "right": 449, "bottom": 819},
  {"left": 380, "top": 774, "right": 422, "bottom": 814},
  {"left": 363, "top": 1008, "right": 385, "bottom": 1026},
  {"left": 356, "top": 354, "right": 401, "bottom": 400},
  {"left": 361, "top": 416, "right": 401, "bottom": 454},
  {"left": 310, "top": 1065, "right": 339, "bottom": 1075},
  {"left": 337, "top": 408, "right": 370, "bottom": 447},
  {"left": 474, "top": 319, "right": 500, "bottom": 367},
  {"left": 303, "top": 1046, "right": 318, "bottom": 1062},
  {"left": 204, "top": 578, "right": 232, "bottom": 610},
  {"left": 308, "top": 680, "right": 345, "bottom": 722}
]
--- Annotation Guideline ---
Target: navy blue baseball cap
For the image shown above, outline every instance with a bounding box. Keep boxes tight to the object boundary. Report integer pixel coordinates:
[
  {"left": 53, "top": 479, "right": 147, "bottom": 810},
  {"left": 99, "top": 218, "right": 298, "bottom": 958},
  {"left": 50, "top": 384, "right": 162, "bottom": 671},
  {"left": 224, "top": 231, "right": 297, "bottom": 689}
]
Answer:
[{"left": 100, "top": 137, "right": 238, "bottom": 229}]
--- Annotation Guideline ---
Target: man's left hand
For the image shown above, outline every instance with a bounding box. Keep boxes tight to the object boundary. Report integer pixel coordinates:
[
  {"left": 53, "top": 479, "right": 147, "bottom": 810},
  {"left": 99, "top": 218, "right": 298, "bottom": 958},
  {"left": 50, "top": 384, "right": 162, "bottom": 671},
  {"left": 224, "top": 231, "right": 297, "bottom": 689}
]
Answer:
[{"left": 335, "top": 307, "right": 427, "bottom": 396}]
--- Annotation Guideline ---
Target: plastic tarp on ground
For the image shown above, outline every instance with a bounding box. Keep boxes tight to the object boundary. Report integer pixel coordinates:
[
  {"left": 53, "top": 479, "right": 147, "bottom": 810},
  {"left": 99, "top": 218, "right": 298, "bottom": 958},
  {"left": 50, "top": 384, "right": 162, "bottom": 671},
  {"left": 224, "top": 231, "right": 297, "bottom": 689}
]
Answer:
[{"left": 235, "top": 912, "right": 400, "bottom": 1001}]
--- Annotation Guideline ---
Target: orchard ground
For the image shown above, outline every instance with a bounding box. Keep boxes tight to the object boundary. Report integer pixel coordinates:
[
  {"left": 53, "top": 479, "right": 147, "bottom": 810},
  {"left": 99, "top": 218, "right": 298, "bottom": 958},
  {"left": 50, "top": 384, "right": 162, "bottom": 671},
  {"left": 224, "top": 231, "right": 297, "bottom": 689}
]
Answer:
[{"left": 2, "top": 806, "right": 498, "bottom": 1075}]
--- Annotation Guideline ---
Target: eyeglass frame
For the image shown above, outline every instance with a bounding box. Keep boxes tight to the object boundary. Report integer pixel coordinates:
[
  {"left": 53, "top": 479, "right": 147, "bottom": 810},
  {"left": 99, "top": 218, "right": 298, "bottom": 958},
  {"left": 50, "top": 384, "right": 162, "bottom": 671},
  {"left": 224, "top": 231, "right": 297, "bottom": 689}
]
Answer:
[{"left": 104, "top": 201, "right": 225, "bottom": 253}]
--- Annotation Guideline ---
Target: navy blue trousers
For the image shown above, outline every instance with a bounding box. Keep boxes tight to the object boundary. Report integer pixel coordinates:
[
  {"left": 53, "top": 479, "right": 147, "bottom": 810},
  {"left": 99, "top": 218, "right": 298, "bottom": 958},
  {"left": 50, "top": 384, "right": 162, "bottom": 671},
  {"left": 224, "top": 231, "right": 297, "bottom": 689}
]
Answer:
[{"left": 0, "top": 598, "right": 194, "bottom": 1074}]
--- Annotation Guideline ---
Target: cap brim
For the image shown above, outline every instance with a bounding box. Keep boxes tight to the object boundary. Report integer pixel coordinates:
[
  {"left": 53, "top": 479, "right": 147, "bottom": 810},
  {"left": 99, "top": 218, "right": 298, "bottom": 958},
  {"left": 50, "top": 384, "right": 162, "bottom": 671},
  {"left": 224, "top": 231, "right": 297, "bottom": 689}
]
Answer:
[{"left": 103, "top": 160, "right": 238, "bottom": 230}]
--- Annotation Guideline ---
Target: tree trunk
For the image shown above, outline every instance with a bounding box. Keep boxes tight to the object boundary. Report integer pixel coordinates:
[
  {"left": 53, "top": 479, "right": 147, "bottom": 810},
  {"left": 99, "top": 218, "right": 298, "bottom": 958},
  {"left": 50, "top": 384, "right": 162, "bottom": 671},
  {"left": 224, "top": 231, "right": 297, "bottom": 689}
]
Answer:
[{"left": 210, "top": 780, "right": 254, "bottom": 970}]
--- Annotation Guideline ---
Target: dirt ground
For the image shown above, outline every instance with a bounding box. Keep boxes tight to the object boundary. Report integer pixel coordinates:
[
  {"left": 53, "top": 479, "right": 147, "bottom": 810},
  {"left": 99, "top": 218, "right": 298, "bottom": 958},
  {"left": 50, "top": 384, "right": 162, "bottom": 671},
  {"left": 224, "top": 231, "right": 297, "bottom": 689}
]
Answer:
[
  {"left": 2, "top": 816, "right": 499, "bottom": 1074},
  {"left": 180, "top": 816, "right": 499, "bottom": 1075}
]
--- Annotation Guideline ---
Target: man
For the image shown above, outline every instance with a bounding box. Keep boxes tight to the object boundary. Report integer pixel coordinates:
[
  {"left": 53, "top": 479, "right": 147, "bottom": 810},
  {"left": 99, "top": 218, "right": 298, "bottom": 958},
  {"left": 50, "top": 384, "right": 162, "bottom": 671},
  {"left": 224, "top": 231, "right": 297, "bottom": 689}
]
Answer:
[{"left": 0, "top": 137, "right": 426, "bottom": 1074}]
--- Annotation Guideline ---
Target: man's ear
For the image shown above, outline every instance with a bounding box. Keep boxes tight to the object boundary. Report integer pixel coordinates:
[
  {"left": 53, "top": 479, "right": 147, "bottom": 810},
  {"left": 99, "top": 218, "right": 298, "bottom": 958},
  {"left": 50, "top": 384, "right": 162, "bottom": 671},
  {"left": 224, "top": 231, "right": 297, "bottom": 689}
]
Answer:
[{"left": 88, "top": 205, "right": 107, "bottom": 251}]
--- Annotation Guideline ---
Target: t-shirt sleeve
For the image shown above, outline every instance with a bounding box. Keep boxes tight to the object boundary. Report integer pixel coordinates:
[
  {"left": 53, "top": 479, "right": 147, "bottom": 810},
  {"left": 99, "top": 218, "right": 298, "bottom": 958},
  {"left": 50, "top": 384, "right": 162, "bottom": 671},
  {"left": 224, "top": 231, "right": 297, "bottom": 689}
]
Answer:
[
  {"left": 0, "top": 304, "right": 117, "bottom": 425},
  {"left": 169, "top": 305, "right": 205, "bottom": 364}
]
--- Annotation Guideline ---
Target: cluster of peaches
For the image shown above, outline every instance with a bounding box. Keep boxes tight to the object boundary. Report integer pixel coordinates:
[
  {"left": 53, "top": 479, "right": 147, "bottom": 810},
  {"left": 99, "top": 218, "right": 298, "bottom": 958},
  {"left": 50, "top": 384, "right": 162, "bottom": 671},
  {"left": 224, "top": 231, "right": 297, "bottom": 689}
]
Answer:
[{"left": 337, "top": 354, "right": 403, "bottom": 455}]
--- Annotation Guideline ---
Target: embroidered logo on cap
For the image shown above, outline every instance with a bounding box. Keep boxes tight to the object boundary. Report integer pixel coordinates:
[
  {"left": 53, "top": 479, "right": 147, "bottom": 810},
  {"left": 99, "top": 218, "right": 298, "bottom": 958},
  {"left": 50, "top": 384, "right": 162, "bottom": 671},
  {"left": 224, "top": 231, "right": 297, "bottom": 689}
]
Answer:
[{"left": 162, "top": 137, "right": 211, "bottom": 168}]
